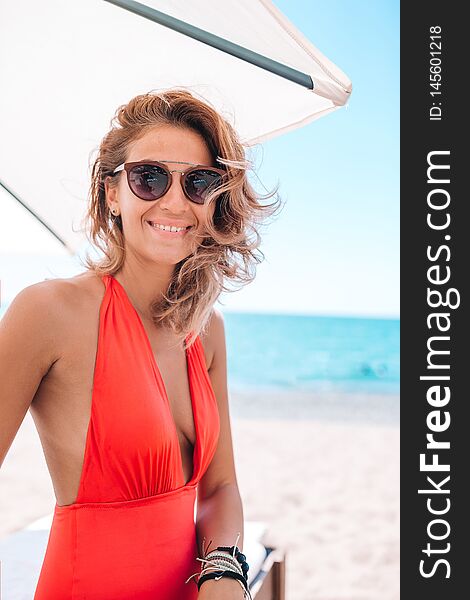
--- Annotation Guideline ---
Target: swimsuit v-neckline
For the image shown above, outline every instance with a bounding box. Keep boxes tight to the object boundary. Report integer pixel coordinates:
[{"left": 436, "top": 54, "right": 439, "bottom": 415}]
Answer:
[{"left": 107, "top": 274, "right": 198, "bottom": 488}]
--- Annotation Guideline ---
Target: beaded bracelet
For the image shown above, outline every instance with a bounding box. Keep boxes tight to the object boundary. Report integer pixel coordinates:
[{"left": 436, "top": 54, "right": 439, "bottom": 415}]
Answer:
[
  {"left": 202, "top": 553, "right": 244, "bottom": 576},
  {"left": 213, "top": 545, "right": 250, "bottom": 579},
  {"left": 184, "top": 534, "right": 252, "bottom": 599}
]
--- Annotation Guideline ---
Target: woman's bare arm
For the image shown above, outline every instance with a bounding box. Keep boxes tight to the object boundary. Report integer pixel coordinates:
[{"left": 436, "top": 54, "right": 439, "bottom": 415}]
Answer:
[
  {"left": 195, "top": 308, "right": 245, "bottom": 598},
  {"left": 0, "top": 282, "right": 62, "bottom": 468}
]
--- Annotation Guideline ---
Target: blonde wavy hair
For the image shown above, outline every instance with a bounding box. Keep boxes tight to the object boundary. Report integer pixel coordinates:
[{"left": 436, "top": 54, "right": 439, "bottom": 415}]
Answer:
[{"left": 81, "top": 89, "right": 283, "bottom": 348}]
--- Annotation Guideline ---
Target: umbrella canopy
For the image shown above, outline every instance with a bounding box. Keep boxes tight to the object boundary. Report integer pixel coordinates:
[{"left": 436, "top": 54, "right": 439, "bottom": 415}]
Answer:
[{"left": 0, "top": 0, "right": 351, "bottom": 254}]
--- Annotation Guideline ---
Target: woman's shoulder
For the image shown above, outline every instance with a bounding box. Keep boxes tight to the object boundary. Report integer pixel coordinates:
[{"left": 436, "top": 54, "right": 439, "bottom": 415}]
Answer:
[
  {"left": 3, "top": 270, "right": 105, "bottom": 338},
  {"left": 199, "top": 307, "right": 226, "bottom": 372},
  {"left": 14, "top": 270, "right": 104, "bottom": 312},
  {"left": 0, "top": 271, "right": 100, "bottom": 379}
]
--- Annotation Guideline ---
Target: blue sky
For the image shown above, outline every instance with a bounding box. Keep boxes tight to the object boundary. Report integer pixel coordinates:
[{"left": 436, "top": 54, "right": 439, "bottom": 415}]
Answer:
[
  {"left": 0, "top": 0, "right": 399, "bottom": 318},
  {"left": 231, "top": 0, "right": 400, "bottom": 317}
]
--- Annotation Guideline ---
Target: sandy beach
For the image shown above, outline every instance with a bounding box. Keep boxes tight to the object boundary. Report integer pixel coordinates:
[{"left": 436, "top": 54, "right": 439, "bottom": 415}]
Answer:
[{"left": 0, "top": 390, "right": 399, "bottom": 600}]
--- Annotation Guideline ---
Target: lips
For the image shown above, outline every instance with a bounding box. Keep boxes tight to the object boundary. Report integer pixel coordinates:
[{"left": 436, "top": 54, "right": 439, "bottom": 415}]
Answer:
[
  {"left": 146, "top": 221, "right": 194, "bottom": 231},
  {"left": 145, "top": 221, "right": 194, "bottom": 238}
]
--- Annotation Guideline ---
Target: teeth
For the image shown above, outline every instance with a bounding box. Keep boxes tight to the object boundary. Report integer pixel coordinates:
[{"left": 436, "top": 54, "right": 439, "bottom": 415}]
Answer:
[{"left": 149, "top": 222, "right": 188, "bottom": 232}]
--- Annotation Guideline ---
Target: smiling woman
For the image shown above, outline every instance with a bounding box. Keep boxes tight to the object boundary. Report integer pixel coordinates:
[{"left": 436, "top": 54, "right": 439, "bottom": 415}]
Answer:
[
  {"left": 82, "top": 90, "right": 283, "bottom": 348},
  {"left": 0, "top": 88, "right": 282, "bottom": 600}
]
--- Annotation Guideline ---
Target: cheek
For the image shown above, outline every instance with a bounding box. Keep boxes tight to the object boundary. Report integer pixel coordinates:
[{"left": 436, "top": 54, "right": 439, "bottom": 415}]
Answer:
[{"left": 120, "top": 197, "right": 146, "bottom": 225}]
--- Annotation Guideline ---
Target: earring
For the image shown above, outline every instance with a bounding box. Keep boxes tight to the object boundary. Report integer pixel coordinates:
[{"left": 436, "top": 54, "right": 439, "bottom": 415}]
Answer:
[{"left": 111, "top": 207, "right": 120, "bottom": 216}]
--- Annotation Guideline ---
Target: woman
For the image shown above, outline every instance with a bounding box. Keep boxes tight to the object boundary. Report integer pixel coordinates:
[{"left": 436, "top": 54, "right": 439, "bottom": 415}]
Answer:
[{"left": 0, "top": 90, "right": 281, "bottom": 599}]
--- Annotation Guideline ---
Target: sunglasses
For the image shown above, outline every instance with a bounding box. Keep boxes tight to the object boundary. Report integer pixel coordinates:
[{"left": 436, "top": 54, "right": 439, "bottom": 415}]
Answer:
[{"left": 112, "top": 160, "right": 226, "bottom": 205}]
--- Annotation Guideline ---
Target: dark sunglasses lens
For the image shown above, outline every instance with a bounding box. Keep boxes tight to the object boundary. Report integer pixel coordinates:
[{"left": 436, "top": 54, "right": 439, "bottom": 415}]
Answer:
[
  {"left": 185, "top": 169, "right": 223, "bottom": 204},
  {"left": 129, "top": 164, "right": 168, "bottom": 200}
]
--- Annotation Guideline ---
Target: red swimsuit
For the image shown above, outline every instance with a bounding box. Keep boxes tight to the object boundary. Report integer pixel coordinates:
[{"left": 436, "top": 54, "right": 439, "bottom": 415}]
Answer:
[{"left": 34, "top": 274, "right": 220, "bottom": 599}]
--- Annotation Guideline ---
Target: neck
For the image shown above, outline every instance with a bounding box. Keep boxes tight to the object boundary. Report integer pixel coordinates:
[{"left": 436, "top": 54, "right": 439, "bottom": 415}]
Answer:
[{"left": 114, "top": 259, "right": 176, "bottom": 322}]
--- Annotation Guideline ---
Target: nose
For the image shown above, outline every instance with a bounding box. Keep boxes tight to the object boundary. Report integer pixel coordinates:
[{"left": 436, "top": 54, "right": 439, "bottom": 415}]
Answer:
[{"left": 158, "top": 170, "right": 190, "bottom": 213}]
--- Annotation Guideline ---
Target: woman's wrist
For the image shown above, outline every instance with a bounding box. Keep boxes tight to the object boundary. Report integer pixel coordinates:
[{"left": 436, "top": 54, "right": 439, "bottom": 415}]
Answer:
[
  {"left": 194, "top": 538, "right": 251, "bottom": 598},
  {"left": 197, "top": 575, "right": 246, "bottom": 598}
]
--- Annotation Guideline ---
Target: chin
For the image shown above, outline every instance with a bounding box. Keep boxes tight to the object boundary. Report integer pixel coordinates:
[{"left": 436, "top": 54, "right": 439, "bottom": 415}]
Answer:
[{"left": 149, "top": 250, "right": 192, "bottom": 266}]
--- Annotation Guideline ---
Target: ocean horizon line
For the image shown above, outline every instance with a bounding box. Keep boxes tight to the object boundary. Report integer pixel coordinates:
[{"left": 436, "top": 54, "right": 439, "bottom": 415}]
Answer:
[{"left": 0, "top": 299, "right": 399, "bottom": 323}]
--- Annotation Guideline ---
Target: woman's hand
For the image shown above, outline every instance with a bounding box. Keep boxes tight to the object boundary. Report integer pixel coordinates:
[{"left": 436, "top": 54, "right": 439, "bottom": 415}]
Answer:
[{"left": 197, "top": 576, "right": 247, "bottom": 599}]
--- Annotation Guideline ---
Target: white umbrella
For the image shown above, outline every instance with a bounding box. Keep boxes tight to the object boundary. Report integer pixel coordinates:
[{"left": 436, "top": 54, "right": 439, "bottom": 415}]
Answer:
[{"left": 0, "top": 0, "right": 351, "bottom": 254}]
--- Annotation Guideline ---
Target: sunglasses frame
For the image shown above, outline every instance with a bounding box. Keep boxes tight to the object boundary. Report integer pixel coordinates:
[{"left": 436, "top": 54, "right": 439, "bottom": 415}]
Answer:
[{"left": 112, "top": 160, "right": 227, "bottom": 205}]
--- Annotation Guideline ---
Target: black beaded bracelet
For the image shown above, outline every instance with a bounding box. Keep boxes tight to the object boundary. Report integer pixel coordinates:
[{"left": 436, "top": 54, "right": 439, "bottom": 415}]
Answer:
[
  {"left": 197, "top": 569, "right": 249, "bottom": 592},
  {"left": 214, "top": 545, "right": 249, "bottom": 579}
]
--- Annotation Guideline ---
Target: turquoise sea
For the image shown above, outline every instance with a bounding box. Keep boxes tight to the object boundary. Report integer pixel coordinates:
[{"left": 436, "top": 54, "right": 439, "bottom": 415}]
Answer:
[{"left": 224, "top": 313, "right": 399, "bottom": 395}]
